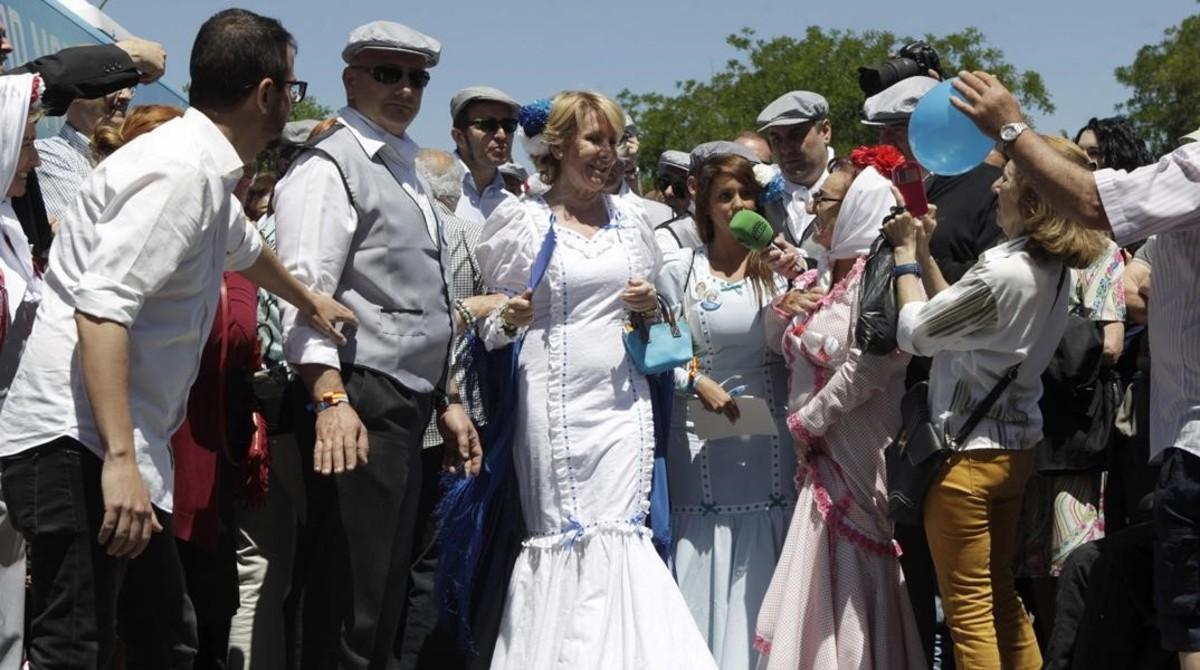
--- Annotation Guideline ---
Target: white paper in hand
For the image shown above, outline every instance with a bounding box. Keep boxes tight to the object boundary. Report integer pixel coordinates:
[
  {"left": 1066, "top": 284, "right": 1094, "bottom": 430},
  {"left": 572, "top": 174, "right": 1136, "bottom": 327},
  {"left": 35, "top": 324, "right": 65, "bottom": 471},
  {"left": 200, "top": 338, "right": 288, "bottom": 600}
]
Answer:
[{"left": 688, "top": 396, "right": 779, "bottom": 441}]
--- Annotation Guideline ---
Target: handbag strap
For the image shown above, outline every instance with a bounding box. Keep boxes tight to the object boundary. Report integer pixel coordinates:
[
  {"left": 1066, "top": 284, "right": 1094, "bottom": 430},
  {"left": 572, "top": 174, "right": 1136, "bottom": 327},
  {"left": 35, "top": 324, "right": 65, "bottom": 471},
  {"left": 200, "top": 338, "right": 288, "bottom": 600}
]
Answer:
[{"left": 951, "top": 266, "right": 1067, "bottom": 446}]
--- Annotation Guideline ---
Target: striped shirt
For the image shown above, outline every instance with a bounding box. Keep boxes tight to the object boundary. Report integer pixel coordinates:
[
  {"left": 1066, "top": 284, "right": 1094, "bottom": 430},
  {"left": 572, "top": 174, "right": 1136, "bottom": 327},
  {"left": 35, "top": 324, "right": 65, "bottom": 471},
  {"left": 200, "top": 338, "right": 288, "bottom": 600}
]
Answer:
[
  {"left": 33, "top": 122, "right": 94, "bottom": 227},
  {"left": 1097, "top": 150, "right": 1200, "bottom": 460},
  {"left": 897, "top": 237, "right": 1067, "bottom": 451}
]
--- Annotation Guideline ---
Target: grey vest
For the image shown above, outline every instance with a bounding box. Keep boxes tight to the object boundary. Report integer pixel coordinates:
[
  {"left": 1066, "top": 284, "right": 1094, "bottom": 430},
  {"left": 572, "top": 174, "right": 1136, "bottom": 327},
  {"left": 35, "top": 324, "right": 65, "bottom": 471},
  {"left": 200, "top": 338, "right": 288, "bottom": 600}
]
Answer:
[{"left": 302, "top": 125, "right": 453, "bottom": 394}]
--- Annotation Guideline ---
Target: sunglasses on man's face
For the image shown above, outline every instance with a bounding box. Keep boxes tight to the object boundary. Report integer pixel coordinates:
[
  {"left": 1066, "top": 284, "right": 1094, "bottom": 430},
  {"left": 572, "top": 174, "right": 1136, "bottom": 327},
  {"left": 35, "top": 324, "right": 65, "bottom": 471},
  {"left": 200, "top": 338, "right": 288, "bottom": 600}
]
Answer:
[
  {"left": 350, "top": 65, "right": 431, "bottom": 89},
  {"left": 657, "top": 176, "right": 687, "bottom": 195},
  {"left": 470, "top": 118, "right": 518, "bottom": 134}
]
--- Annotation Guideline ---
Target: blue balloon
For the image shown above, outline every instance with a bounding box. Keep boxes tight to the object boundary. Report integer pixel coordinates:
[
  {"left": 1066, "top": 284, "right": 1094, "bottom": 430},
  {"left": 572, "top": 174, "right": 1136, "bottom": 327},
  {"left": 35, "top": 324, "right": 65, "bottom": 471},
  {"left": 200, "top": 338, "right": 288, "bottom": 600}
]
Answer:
[{"left": 907, "top": 79, "right": 994, "bottom": 176}]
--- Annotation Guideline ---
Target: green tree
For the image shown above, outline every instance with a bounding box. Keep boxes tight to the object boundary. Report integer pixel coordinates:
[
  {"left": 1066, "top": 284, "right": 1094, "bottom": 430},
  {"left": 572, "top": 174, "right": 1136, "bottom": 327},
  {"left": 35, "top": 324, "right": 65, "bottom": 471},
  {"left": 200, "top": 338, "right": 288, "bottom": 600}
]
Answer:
[
  {"left": 290, "top": 95, "right": 334, "bottom": 122},
  {"left": 257, "top": 95, "right": 334, "bottom": 173},
  {"left": 1115, "top": 12, "right": 1200, "bottom": 156},
  {"left": 619, "top": 26, "right": 1053, "bottom": 176}
]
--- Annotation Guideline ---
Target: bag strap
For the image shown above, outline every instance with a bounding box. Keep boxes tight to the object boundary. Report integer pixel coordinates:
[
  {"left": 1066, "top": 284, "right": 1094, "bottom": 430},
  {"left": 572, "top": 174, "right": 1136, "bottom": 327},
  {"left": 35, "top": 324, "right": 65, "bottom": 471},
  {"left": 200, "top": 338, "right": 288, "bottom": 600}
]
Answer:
[{"left": 951, "top": 266, "right": 1067, "bottom": 446}]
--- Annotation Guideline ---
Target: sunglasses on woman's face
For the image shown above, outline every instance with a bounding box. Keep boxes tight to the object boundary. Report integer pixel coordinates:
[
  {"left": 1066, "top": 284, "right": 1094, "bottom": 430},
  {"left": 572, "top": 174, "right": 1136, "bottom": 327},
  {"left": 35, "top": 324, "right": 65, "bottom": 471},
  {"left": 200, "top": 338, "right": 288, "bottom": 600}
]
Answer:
[
  {"left": 470, "top": 118, "right": 519, "bottom": 134},
  {"left": 350, "top": 65, "right": 431, "bottom": 89}
]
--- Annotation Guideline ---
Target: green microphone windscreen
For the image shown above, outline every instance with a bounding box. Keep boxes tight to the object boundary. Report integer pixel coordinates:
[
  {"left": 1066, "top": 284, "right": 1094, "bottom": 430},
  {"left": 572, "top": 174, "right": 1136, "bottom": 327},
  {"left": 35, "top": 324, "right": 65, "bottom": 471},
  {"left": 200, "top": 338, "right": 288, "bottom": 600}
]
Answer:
[{"left": 729, "top": 210, "right": 774, "bottom": 251}]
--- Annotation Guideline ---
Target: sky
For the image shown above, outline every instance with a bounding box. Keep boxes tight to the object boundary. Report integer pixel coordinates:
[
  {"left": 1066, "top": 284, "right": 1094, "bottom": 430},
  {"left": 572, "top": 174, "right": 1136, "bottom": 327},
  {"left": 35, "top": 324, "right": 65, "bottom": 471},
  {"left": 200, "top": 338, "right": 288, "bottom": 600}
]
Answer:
[{"left": 94, "top": 0, "right": 1196, "bottom": 155}]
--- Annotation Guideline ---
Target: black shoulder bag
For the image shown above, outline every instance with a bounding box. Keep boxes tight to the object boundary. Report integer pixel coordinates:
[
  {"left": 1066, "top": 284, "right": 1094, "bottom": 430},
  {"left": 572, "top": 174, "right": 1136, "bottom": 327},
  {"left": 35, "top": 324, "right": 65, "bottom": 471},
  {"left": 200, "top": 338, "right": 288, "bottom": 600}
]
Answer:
[{"left": 885, "top": 266, "right": 1066, "bottom": 525}]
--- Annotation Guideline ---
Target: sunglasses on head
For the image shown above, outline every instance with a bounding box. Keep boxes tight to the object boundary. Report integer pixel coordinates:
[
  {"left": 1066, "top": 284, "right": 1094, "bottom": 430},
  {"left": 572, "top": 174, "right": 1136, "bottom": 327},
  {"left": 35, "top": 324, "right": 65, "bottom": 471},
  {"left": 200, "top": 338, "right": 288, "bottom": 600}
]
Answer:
[
  {"left": 470, "top": 118, "right": 518, "bottom": 134},
  {"left": 350, "top": 65, "right": 431, "bottom": 89}
]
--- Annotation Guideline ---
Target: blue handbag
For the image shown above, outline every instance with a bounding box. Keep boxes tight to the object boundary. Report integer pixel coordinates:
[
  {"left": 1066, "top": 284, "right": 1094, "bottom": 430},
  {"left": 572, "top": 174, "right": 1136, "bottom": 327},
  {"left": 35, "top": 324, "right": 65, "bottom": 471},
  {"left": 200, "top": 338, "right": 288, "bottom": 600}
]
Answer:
[{"left": 623, "top": 295, "right": 693, "bottom": 375}]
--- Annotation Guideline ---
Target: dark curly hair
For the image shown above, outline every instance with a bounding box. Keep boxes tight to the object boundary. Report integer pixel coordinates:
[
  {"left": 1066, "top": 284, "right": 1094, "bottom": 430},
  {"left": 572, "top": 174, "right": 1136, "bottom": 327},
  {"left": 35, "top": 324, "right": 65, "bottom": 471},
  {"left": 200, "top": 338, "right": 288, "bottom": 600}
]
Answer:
[{"left": 1073, "top": 116, "right": 1154, "bottom": 172}]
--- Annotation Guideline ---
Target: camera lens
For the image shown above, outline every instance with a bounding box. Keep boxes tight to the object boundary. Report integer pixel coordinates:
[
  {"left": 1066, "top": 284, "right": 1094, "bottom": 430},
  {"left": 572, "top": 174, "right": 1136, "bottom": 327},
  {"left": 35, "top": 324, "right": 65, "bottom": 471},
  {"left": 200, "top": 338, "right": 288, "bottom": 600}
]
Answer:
[{"left": 858, "top": 58, "right": 922, "bottom": 97}]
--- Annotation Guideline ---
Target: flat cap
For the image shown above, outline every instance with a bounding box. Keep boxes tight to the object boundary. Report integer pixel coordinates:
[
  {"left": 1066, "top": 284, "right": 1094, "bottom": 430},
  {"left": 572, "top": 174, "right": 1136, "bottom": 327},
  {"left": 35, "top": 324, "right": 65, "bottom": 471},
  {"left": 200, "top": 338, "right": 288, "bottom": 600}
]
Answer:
[
  {"left": 756, "top": 91, "right": 829, "bottom": 132},
  {"left": 450, "top": 86, "right": 519, "bottom": 121},
  {"left": 689, "top": 140, "right": 761, "bottom": 173},
  {"left": 342, "top": 21, "right": 441, "bottom": 66},
  {"left": 861, "top": 76, "right": 939, "bottom": 126},
  {"left": 282, "top": 119, "right": 319, "bottom": 146},
  {"left": 498, "top": 162, "right": 529, "bottom": 181},
  {"left": 657, "top": 150, "right": 691, "bottom": 174}
]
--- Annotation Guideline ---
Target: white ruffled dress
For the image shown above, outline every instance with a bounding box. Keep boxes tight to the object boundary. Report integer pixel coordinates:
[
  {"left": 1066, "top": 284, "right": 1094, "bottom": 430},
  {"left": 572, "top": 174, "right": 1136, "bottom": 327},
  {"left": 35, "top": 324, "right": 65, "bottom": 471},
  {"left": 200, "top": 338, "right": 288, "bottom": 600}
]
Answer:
[{"left": 475, "top": 195, "right": 717, "bottom": 670}]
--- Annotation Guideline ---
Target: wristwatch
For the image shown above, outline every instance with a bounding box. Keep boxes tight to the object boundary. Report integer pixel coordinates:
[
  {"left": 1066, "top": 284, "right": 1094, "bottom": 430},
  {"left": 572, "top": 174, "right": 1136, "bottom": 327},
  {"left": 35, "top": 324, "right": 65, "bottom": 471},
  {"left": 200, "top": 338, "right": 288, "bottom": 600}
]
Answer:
[
  {"left": 999, "top": 122, "right": 1030, "bottom": 151},
  {"left": 435, "top": 390, "right": 462, "bottom": 412}
]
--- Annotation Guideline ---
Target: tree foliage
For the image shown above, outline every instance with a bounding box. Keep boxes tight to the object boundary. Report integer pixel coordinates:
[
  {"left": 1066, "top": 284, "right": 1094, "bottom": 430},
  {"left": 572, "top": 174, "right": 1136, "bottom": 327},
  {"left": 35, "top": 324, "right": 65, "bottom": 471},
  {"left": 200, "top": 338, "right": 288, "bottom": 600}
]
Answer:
[
  {"left": 619, "top": 26, "right": 1053, "bottom": 176},
  {"left": 1115, "top": 13, "right": 1200, "bottom": 156},
  {"left": 290, "top": 95, "right": 334, "bottom": 122}
]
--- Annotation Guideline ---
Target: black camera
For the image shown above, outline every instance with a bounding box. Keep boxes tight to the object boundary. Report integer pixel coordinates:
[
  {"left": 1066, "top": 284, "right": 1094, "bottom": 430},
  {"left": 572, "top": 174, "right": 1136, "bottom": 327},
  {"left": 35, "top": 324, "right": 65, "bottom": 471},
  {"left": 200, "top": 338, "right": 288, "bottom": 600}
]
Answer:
[{"left": 857, "top": 41, "right": 945, "bottom": 97}]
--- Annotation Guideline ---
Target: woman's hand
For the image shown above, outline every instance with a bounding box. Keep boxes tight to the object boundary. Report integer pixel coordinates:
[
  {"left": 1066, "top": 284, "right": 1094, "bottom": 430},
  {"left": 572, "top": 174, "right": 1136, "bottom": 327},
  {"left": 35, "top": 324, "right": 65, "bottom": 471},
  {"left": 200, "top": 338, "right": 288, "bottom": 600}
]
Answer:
[
  {"left": 792, "top": 436, "right": 812, "bottom": 463},
  {"left": 621, "top": 279, "right": 658, "bottom": 313},
  {"left": 765, "top": 235, "right": 803, "bottom": 280},
  {"left": 777, "top": 288, "right": 826, "bottom": 316},
  {"left": 915, "top": 203, "right": 938, "bottom": 259},
  {"left": 501, "top": 290, "right": 534, "bottom": 329},
  {"left": 883, "top": 210, "right": 922, "bottom": 261},
  {"left": 695, "top": 375, "right": 740, "bottom": 423}
]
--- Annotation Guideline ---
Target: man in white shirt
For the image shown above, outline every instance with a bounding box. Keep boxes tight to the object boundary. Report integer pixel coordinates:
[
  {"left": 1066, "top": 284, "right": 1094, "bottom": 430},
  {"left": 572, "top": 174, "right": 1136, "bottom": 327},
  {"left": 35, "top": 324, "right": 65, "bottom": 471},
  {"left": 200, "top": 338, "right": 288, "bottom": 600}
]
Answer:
[
  {"left": 0, "top": 10, "right": 352, "bottom": 669},
  {"left": 449, "top": 85, "right": 518, "bottom": 224},
  {"left": 953, "top": 70, "right": 1200, "bottom": 670},
  {"left": 756, "top": 90, "right": 834, "bottom": 259},
  {"left": 272, "top": 21, "right": 480, "bottom": 667}
]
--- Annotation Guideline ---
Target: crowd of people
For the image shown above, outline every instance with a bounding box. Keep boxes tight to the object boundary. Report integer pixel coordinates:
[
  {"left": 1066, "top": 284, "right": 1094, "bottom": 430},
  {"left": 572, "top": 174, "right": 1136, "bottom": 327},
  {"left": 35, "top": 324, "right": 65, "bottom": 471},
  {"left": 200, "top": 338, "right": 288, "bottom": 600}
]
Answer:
[{"left": 0, "top": 8, "right": 1196, "bottom": 670}]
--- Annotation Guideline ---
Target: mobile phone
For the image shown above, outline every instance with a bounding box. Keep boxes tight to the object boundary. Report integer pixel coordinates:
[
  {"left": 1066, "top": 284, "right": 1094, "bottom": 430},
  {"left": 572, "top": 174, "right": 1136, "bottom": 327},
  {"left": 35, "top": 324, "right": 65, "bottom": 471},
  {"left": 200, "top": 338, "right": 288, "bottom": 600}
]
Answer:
[{"left": 891, "top": 163, "right": 928, "bottom": 218}]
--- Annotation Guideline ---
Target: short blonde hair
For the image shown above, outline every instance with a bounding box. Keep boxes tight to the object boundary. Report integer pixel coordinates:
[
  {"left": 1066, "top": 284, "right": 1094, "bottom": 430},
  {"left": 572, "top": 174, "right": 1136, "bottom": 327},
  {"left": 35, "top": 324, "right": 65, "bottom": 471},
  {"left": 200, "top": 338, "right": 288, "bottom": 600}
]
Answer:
[
  {"left": 1016, "top": 134, "right": 1109, "bottom": 269},
  {"left": 532, "top": 90, "right": 624, "bottom": 185}
]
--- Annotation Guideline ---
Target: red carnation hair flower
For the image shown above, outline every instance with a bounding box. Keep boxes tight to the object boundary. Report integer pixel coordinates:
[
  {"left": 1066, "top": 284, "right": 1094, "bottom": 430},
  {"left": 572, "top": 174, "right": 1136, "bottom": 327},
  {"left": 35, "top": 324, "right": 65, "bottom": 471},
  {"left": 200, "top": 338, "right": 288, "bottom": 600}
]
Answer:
[{"left": 849, "top": 144, "right": 907, "bottom": 177}]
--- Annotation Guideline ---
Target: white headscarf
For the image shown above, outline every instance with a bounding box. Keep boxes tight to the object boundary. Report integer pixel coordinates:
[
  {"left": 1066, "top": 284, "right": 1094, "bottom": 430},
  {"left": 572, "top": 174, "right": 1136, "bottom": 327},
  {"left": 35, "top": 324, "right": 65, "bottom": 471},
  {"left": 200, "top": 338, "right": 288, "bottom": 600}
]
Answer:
[
  {"left": 0, "top": 73, "right": 41, "bottom": 328},
  {"left": 817, "top": 165, "right": 897, "bottom": 286},
  {"left": 0, "top": 73, "right": 35, "bottom": 195}
]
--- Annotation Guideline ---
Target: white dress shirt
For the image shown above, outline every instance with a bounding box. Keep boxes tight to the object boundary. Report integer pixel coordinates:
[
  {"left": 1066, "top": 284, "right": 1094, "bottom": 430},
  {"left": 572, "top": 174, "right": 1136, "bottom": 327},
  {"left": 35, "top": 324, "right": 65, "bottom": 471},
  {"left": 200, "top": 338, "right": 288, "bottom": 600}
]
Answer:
[
  {"left": 1095, "top": 144, "right": 1200, "bottom": 460},
  {"left": 274, "top": 105, "right": 438, "bottom": 371},
  {"left": 782, "top": 162, "right": 832, "bottom": 261},
  {"left": 0, "top": 201, "right": 41, "bottom": 408},
  {"left": 454, "top": 159, "right": 509, "bottom": 225},
  {"left": 0, "top": 108, "right": 263, "bottom": 512}
]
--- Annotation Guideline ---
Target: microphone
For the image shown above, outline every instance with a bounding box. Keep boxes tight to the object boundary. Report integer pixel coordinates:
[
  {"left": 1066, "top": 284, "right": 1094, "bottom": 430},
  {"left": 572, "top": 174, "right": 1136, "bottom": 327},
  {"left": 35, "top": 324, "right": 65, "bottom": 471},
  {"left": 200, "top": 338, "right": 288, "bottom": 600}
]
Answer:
[{"left": 730, "top": 210, "right": 781, "bottom": 252}]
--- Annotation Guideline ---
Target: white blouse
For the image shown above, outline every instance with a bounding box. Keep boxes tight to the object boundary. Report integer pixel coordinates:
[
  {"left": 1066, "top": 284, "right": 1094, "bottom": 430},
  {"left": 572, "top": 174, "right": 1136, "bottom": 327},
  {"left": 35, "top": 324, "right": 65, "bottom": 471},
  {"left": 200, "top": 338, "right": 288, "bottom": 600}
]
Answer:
[{"left": 896, "top": 237, "right": 1068, "bottom": 451}]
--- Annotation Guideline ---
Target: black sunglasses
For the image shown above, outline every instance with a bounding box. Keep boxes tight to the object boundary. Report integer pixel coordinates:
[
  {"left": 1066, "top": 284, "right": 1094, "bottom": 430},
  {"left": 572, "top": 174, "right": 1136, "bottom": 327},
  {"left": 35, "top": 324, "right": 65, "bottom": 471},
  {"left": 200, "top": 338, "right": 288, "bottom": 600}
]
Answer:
[
  {"left": 656, "top": 175, "right": 687, "bottom": 195},
  {"left": 470, "top": 118, "right": 518, "bottom": 134},
  {"left": 350, "top": 65, "right": 431, "bottom": 89}
]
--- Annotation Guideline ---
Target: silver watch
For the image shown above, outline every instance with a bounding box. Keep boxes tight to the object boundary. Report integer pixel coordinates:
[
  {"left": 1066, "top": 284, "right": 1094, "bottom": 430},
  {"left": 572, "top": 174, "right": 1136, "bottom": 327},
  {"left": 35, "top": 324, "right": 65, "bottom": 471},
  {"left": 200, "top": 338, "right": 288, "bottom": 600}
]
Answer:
[{"left": 999, "top": 122, "right": 1030, "bottom": 147}]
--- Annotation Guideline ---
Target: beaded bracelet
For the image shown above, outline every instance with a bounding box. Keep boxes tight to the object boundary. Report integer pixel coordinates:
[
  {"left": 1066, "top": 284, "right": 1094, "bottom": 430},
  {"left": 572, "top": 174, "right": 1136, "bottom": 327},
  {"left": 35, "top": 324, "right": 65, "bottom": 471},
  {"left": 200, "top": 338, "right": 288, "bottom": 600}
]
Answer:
[{"left": 453, "top": 299, "right": 475, "bottom": 332}]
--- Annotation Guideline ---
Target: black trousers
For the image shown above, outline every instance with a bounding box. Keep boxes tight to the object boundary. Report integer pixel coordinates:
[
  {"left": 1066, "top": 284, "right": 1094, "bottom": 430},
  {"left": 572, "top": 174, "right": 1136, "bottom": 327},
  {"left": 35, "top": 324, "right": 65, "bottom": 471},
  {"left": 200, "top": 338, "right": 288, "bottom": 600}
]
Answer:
[
  {"left": 293, "top": 368, "right": 432, "bottom": 670},
  {"left": 0, "top": 437, "right": 197, "bottom": 670},
  {"left": 396, "top": 445, "right": 461, "bottom": 670}
]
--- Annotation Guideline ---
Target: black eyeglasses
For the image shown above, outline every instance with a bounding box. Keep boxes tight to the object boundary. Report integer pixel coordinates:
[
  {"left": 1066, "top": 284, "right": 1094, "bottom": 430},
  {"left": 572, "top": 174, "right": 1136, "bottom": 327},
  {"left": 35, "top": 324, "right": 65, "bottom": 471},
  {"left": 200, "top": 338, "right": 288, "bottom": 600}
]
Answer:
[
  {"left": 349, "top": 65, "right": 431, "bottom": 89},
  {"left": 812, "top": 195, "right": 843, "bottom": 206},
  {"left": 470, "top": 118, "right": 518, "bottom": 134},
  {"left": 285, "top": 80, "right": 307, "bottom": 104}
]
